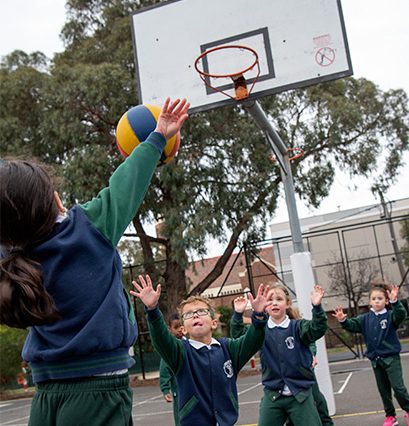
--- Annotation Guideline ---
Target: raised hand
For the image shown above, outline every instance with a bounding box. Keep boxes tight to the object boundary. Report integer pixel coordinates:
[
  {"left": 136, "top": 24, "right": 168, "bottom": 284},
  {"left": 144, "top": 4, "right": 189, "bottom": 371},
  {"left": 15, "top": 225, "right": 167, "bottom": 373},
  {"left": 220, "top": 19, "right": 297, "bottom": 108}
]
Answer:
[
  {"left": 248, "top": 283, "right": 273, "bottom": 313},
  {"left": 332, "top": 306, "right": 347, "bottom": 322},
  {"left": 233, "top": 295, "right": 248, "bottom": 314},
  {"left": 130, "top": 274, "right": 161, "bottom": 309},
  {"left": 310, "top": 285, "right": 324, "bottom": 306},
  {"left": 155, "top": 97, "right": 190, "bottom": 140},
  {"left": 387, "top": 285, "right": 399, "bottom": 302}
]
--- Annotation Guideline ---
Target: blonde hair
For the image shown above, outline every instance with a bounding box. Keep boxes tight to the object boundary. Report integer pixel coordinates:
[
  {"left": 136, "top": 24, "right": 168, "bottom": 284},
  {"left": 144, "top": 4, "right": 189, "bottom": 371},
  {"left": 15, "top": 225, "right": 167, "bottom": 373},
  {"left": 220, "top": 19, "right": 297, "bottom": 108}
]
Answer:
[
  {"left": 269, "top": 284, "right": 301, "bottom": 320},
  {"left": 178, "top": 295, "right": 215, "bottom": 321}
]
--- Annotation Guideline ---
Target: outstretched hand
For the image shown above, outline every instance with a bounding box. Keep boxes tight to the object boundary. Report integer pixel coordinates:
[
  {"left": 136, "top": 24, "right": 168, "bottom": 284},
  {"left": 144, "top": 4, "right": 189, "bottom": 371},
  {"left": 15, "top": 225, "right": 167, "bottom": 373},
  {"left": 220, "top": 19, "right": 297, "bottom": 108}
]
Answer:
[
  {"left": 248, "top": 283, "right": 273, "bottom": 313},
  {"left": 310, "top": 285, "right": 324, "bottom": 306},
  {"left": 233, "top": 295, "right": 248, "bottom": 314},
  {"left": 387, "top": 285, "right": 399, "bottom": 302},
  {"left": 332, "top": 306, "right": 347, "bottom": 322},
  {"left": 155, "top": 97, "right": 190, "bottom": 140},
  {"left": 130, "top": 275, "right": 161, "bottom": 309}
]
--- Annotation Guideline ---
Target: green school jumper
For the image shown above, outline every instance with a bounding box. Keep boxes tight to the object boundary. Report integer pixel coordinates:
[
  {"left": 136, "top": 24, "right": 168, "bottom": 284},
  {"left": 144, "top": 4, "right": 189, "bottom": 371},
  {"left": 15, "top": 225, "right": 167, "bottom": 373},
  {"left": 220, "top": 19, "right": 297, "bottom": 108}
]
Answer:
[
  {"left": 231, "top": 306, "right": 327, "bottom": 426},
  {"left": 146, "top": 307, "right": 267, "bottom": 425},
  {"left": 230, "top": 313, "right": 333, "bottom": 426},
  {"left": 341, "top": 300, "right": 409, "bottom": 418},
  {"left": 27, "top": 135, "right": 164, "bottom": 426}
]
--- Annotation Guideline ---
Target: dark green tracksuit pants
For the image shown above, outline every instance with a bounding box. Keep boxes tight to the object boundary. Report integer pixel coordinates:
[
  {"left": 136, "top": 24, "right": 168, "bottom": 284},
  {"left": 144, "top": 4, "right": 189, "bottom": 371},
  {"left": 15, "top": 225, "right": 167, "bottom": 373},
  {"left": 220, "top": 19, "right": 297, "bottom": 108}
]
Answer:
[
  {"left": 28, "top": 374, "right": 133, "bottom": 426},
  {"left": 259, "top": 390, "right": 321, "bottom": 426},
  {"left": 286, "top": 381, "right": 333, "bottom": 426},
  {"left": 373, "top": 355, "right": 409, "bottom": 417}
]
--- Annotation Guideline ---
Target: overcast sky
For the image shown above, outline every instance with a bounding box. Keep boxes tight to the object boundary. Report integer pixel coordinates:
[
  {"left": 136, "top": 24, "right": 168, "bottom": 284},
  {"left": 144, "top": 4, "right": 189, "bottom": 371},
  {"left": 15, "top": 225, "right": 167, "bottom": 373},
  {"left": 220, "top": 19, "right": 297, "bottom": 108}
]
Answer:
[{"left": 0, "top": 0, "right": 408, "bottom": 228}]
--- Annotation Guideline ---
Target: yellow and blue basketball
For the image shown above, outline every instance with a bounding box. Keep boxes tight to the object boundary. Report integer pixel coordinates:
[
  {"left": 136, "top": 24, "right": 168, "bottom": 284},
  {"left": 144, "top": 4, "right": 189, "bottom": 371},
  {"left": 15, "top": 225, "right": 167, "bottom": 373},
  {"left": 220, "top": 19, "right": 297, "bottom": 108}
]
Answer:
[{"left": 115, "top": 104, "right": 180, "bottom": 165}]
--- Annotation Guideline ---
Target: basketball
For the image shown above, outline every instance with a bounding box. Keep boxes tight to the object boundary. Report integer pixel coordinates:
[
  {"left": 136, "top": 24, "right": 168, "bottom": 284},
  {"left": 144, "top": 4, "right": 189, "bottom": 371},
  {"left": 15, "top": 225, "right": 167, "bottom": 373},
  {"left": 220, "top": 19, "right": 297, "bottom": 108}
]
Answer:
[{"left": 116, "top": 104, "right": 180, "bottom": 165}]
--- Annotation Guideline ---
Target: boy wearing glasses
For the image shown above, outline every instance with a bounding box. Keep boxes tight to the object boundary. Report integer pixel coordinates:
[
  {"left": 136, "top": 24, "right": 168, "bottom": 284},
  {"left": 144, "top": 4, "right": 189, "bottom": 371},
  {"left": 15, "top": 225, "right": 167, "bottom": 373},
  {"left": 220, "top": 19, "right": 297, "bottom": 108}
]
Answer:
[{"left": 131, "top": 275, "right": 272, "bottom": 426}]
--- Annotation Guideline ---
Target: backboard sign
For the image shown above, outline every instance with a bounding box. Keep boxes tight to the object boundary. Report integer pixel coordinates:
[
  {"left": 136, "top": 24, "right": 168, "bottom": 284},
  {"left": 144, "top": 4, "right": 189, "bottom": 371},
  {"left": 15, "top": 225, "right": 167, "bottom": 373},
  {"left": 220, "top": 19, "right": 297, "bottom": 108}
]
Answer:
[{"left": 131, "top": 0, "right": 352, "bottom": 113}]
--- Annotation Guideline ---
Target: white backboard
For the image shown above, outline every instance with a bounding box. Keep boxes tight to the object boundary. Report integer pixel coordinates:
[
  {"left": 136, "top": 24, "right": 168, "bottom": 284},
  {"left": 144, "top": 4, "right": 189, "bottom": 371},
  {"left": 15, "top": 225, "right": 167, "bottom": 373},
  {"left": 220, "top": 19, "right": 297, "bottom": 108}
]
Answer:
[{"left": 131, "top": 0, "right": 353, "bottom": 113}]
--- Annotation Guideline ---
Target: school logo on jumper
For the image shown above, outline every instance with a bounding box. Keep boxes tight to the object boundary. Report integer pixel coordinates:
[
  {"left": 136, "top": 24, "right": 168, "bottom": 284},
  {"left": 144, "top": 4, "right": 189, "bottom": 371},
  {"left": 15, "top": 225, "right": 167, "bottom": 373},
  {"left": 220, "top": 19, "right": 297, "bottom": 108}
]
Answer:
[
  {"left": 223, "top": 360, "right": 234, "bottom": 378},
  {"left": 285, "top": 336, "right": 295, "bottom": 349},
  {"left": 380, "top": 319, "right": 388, "bottom": 329}
]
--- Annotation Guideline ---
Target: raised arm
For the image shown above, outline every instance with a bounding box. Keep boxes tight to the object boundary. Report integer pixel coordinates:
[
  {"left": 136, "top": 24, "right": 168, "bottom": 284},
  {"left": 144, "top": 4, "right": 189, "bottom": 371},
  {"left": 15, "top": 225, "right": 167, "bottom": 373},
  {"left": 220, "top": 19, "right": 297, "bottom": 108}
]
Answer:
[
  {"left": 299, "top": 285, "right": 328, "bottom": 345},
  {"left": 131, "top": 275, "right": 184, "bottom": 374},
  {"left": 230, "top": 295, "right": 249, "bottom": 338},
  {"left": 388, "top": 286, "right": 408, "bottom": 327},
  {"left": 82, "top": 98, "right": 190, "bottom": 246},
  {"left": 333, "top": 306, "right": 362, "bottom": 333},
  {"left": 228, "top": 284, "right": 271, "bottom": 371}
]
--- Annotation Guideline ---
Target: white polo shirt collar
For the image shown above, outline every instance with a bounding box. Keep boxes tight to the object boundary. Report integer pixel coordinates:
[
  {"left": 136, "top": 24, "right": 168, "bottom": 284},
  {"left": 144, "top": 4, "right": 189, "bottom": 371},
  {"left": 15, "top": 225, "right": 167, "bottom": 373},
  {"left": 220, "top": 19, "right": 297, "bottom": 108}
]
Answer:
[
  {"left": 268, "top": 315, "right": 290, "bottom": 329},
  {"left": 188, "top": 338, "right": 221, "bottom": 350}
]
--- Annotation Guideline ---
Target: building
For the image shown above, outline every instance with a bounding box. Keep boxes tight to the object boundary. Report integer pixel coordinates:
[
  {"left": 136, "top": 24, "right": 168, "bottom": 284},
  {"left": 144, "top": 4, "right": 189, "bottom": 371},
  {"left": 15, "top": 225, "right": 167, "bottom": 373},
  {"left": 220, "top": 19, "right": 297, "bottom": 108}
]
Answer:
[{"left": 268, "top": 197, "right": 409, "bottom": 311}]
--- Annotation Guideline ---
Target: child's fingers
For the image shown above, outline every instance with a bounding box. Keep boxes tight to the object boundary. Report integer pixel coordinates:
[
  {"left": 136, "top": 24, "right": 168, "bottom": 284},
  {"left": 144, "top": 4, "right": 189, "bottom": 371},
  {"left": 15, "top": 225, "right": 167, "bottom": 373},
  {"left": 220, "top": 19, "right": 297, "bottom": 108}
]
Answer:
[
  {"left": 168, "top": 98, "right": 181, "bottom": 113},
  {"left": 145, "top": 274, "right": 153, "bottom": 288},
  {"left": 262, "top": 284, "right": 271, "bottom": 298},
  {"left": 131, "top": 280, "right": 143, "bottom": 292},
  {"left": 247, "top": 293, "right": 254, "bottom": 304},
  {"left": 161, "top": 97, "right": 171, "bottom": 113},
  {"left": 156, "top": 283, "right": 161, "bottom": 297},
  {"left": 130, "top": 290, "right": 141, "bottom": 298},
  {"left": 172, "top": 98, "right": 187, "bottom": 115},
  {"left": 137, "top": 275, "right": 147, "bottom": 287}
]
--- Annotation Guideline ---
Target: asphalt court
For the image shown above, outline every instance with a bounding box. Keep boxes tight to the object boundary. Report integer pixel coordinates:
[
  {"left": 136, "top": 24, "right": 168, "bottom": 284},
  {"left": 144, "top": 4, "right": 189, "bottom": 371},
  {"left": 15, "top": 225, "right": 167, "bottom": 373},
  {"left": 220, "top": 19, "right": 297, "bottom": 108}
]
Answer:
[{"left": 1, "top": 354, "right": 409, "bottom": 425}]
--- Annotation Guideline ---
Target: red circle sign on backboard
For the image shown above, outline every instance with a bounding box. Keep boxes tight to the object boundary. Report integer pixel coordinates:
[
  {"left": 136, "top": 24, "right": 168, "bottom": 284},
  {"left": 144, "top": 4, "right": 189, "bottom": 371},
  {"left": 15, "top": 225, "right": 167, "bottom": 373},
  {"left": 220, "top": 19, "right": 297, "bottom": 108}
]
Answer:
[{"left": 315, "top": 47, "right": 335, "bottom": 67}]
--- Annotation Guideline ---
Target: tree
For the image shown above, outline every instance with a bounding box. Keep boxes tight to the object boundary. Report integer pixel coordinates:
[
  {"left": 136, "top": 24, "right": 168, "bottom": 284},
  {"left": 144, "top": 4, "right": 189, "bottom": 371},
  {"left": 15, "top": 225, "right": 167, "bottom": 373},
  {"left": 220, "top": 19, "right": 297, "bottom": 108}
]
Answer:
[
  {"left": 1, "top": 0, "right": 409, "bottom": 318},
  {"left": 0, "top": 326, "right": 28, "bottom": 385},
  {"left": 327, "top": 252, "right": 380, "bottom": 316}
]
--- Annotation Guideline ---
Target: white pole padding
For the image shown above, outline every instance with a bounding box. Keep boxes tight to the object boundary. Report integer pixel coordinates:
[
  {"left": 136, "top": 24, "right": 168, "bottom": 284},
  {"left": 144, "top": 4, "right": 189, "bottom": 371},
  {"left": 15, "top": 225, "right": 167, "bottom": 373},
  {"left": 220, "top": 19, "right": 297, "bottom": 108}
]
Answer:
[{"left": 290, "top": 251, "right": 336, "bottom": 416}]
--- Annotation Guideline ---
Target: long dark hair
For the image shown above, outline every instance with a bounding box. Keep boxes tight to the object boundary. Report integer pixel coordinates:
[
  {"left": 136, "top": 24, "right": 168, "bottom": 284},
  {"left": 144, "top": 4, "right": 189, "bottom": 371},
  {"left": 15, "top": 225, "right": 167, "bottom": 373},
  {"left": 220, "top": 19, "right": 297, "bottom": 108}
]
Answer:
[{"left": 0, "top": 159, "right": 61, "bottom": 328}]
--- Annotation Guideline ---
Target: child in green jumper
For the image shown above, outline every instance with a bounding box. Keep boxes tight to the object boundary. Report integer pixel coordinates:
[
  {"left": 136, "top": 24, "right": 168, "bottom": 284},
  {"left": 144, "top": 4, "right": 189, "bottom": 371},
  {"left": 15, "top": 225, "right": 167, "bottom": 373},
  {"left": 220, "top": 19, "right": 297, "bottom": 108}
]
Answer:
[
  {"left": 159, "top": 313, "right": 183, "bottom": 425},
  {"left": 231, "top": 283, "right": 327, "bottom": 426},
  {"left": 131, "top": 275, "right": 272, "bottom": 426},
  {"left": 333, "top": 284, "right": 409, "bottom": 426},
  {"left": 231, "top": 293, "right": 333, "bottom": 426}
]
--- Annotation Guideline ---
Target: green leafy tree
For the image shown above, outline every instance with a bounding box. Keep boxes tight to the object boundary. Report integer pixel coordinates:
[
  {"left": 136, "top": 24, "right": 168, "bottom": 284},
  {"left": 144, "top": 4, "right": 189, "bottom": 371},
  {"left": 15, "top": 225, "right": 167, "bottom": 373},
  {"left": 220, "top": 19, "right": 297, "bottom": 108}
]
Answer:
[
  {"left": 1, "top": 0, "right": 408, "bottom": 319},
  {"left": 0, "top": 326, "right": 28, "bottom": 385}
]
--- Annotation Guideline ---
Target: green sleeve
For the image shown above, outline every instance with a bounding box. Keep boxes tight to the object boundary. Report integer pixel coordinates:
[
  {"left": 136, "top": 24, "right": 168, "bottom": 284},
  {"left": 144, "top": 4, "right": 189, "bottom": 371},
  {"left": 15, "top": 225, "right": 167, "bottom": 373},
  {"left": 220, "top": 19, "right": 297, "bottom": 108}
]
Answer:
[
  {"left": 390, "top": 300, "right": 407, "bottom": 328},
  {"left": 299, "top": 305, "right": 328, "bottom": 346},
  {"left": 159, "top": 359, "right": 173, "bottom": 395},
  {"left": 229, "top": 312, "right": 248, "bottom": 338},
  {"left": 309, "top": 342, "right": 317, "bottom": 356},
  {"left": 80, "top": 133, "right": 165, "bottom": 246},
  {"left": 340, "top": 315, "right": 363, "bottom": 334},
  {"left": 228, "top": 312, "right": 267, "bottom": 372},
  {"left": 146, "top": 307, "right": 185, "bottom": 375}
]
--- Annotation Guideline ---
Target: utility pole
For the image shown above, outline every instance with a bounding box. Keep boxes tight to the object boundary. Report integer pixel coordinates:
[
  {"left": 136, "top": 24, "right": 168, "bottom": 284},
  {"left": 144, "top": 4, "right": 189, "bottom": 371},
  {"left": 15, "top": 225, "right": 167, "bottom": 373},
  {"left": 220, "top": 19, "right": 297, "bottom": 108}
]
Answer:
[{"left": 378, "top": 191, "right": 408, "bottom": 288}]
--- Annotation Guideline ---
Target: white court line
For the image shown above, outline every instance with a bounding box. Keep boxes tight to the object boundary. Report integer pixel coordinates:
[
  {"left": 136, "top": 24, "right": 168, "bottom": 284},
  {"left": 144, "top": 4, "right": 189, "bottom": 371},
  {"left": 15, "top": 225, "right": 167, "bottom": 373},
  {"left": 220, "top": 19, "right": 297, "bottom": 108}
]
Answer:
[
  {"left": 0, "top": 415, "right": 29, "bottom": 425},
  {"left": 133, "top": 409, "right": 174, "bottom": 420},
  {"left": 0, "top": 403, "right": 32, "bottom": 414},
  {"left": 238, "top": 382, "right": 262, "bottom": 396},
  {"left": 335, "top": 372, "right": 353, "bottom": 395},
  {"left": 133, "top": 393, "right": 163, "bottom": 407}
]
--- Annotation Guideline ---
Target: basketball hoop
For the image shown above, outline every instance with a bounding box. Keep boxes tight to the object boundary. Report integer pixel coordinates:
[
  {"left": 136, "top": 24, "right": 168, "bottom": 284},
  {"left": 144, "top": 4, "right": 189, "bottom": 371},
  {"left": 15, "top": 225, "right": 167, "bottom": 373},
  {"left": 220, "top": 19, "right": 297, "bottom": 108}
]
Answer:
[{"left": 194, "top": 45, "right": 260, "bottom": 101}]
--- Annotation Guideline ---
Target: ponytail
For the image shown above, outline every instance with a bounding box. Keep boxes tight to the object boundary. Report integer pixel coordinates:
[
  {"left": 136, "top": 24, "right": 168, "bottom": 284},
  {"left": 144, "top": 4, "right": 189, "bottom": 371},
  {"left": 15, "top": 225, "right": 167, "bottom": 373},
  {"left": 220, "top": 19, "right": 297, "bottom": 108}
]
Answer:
[
  {"left": 0, "top": 158, "right": 61, "bottom": 329},
  {"left": 0, "top": 252, "right": 61, "bottom": 328}
]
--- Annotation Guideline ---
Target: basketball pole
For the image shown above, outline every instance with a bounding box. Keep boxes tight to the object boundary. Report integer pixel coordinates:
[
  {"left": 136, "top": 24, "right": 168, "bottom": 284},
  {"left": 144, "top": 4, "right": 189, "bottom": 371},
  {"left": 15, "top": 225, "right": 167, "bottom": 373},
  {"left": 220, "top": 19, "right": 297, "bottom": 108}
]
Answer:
[{"left": 244, "top": 100, "right": 336, "bottom": 415}]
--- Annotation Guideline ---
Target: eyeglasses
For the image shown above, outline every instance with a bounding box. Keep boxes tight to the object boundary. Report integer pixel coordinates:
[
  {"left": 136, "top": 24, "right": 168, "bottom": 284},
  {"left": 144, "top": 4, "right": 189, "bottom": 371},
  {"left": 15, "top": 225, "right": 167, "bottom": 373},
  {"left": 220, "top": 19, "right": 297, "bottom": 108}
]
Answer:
[{"left": 181, "top": 308, "right": 211, "bottom": 321}]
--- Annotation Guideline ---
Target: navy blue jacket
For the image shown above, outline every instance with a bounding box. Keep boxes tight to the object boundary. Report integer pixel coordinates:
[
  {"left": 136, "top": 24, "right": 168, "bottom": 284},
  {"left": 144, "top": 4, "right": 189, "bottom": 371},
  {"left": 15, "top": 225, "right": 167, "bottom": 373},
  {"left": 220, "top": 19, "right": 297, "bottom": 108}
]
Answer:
[{"left": 341, "top": 301, "right": 407, "bottom": 361}]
